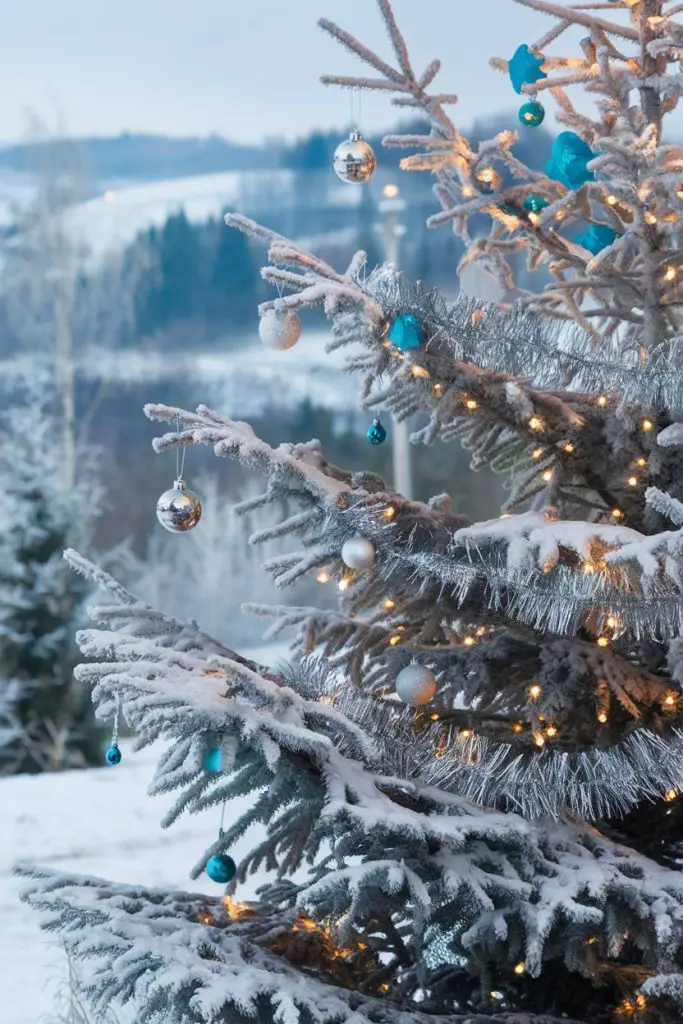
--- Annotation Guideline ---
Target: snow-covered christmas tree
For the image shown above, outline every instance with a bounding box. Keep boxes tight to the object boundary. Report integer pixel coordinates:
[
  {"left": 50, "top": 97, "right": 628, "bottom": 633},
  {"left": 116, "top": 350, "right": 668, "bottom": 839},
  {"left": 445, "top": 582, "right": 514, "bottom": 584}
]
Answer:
[{"left": 18, "top": 1, "right": 683, "bottom": 1021}]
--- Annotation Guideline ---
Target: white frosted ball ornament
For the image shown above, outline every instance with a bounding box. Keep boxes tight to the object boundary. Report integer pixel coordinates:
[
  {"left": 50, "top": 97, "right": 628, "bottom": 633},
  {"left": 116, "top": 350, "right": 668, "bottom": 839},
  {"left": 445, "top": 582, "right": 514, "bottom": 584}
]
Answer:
[
  {"left": 341, "top": 536, "right": 375, "bottom": 570},
  {"left": 258, "top": 307, "right": 301, "bottom": 351},
  {"left": 156, "top": 478, "right": 202, "bottom": 533},
  {"left": 333, "top": 130, "right": 377, "bottom": 184},
  {"left": 395, "top": 663, "right": 437, "bottom": 706}
]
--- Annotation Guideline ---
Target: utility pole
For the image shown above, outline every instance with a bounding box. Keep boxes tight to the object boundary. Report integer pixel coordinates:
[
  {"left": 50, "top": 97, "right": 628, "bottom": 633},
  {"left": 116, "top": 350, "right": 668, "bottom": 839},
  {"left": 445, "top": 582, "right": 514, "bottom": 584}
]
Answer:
[{"left": 377, "top": 183, "right": 413, "bottom": 499}]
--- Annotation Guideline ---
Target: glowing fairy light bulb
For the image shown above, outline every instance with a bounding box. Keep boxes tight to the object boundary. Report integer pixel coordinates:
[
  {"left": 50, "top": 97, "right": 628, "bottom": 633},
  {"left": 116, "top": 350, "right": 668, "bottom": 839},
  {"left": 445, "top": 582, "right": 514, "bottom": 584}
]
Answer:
[
  {"left": 611, "top": 509, "right": 623, "bottom": 520},
  {"left": 636, "top": 457, "right": 647, "bottom": 467},
  {"left": 541, "top": 469, "right": 553, "bottom": 482},
  {"left": 512, "top": 722, "right": 524, "bottom": 734},
  {"left": 597, "top": 711, "right": 608, "bottom": 723},
  {"left": 383, "top": 598, "right": 396, "bottom": 611},
  {"left": 465, "top": 397, "right": 479, "bottom": 411},
  {"left": 383, "top": 506, "right": 396, "bottom": 521},
  {"left": 663, "top": 266, "right": 677, "bottom": 283},
  {"left": 528, "top": 416, "right": 543, "bottom": 431},
  {"left": 338, "top": 577, "right": 351, "bottom": 592},
  {"left": 460, "top": 729, "right": 473, "bottom": 739},
  {"left": 546, "top": 725, "right": 558, "bottom": 738},
  {"left": 597, "top": 395, "right": 608, "bottom": 407},
  {"left": 645, "top": 211, "right": 658, "bottom": 226},
  {"left": 627, "top": 475, "right": 639, "bottom": 487},
  {"left": 529, "top": 684, "right": 542, "bottom": 700},
  {"left": 514, "top": 962, "right": 526, "bottom": 975},
  {"left": 664, "top": 693, "right": 676, "bottom": 707},
  {"left": 583, "top": 562, "right": 596, "bottom": 574},
  {"left": 606, "top": 194, "right": 618, "bottom": 206},
  {"left": 665, "top": 789, "right": 678, "bottom": 802},
  {"left": 641, "top": 418, "right": 654, "bottom": 431},
  {"left": 388, "top": 635, "right": 402, "bottom": 646},
  {"left": 316, "top": 570, "right": 331, "bottom": 584},
  {"left": 532, "top": 448, "right": 543, "bottom": 460},
  {"left": 596, "top": 636, "right": 610, "bottom": 648},
  {"left": 563, "top": 442, "right": 575, "bottom": 453},
  {"left": 463, "top": 636, "right": 475, "bottom": 647}
]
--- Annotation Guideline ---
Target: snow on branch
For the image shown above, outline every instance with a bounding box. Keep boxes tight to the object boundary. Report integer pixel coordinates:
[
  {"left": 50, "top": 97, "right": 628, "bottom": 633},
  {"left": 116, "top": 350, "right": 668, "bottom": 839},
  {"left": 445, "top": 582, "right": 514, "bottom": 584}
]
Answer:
[
  {"left": 319, "top": 0, "right": 683, "bottom": 357},
  {"left": 13, "top": 866, "right": 595, "bottom": 1024}
]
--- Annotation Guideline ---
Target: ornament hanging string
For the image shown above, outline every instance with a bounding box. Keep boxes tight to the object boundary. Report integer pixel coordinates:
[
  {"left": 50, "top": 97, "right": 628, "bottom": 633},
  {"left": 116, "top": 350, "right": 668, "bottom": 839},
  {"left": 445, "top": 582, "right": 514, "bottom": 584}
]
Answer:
[
  {"left": 219, "top": 797, "right": 227, "bottom": 837},
  {"left": 176, "top": 414, "right": 187, "bottom": 483},
  {"left": 349, "top": 86, "right": 362, "bottom": 131},
  {"left": 111, "top": 692, "right": 120, "bottom": 747}
]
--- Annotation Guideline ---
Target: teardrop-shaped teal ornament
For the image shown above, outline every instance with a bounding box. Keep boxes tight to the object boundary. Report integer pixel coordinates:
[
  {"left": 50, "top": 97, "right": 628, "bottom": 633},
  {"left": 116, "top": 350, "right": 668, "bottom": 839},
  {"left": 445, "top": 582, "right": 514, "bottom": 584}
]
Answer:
[
  {"left": 388, "top": 314, "right": 422, "bottom": 351},
  {"left": 203, "top": 747, "right": 222, "bottom": 773}
]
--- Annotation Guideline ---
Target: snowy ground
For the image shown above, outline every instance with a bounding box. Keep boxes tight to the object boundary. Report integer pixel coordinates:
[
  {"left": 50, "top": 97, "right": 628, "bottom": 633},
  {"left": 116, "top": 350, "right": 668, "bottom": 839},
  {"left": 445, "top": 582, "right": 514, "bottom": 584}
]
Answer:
[{"left": 2, "top": 643, "right": 285, "bottom": 1024}]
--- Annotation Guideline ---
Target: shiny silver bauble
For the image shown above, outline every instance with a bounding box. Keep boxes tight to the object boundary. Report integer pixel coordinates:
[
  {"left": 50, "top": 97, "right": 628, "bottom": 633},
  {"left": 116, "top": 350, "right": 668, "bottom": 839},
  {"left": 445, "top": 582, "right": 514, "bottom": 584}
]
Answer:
[
  {"left": 341, "top": 535, "right": 375, "bottom": 570},
  {"left": 156, "top": 478, "right": 202, "bottom": 533},
  {"left": 395, "top": 663, "right": 437, "bottom": 706},
  {"left": 333, "top": 130, "right": 377, "bottom": 184},
  {"left": 258, "top": 307, "right": 302, "bottom": 350}
]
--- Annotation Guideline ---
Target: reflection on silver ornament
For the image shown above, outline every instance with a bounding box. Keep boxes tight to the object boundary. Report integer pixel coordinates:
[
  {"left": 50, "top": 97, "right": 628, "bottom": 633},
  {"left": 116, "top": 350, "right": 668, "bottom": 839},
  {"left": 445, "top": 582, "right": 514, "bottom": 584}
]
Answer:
[
  {"left": 341, "top": 535, "right": 375, "bottom": 569},
  {"left": 258, "top": 307, "right": 301, "bottom": 350},
  {"left": 333, "top": 130, "right": 377, "bottom": 184},
  {"left": 156, "top": 478, "right": 202, "bottom": 533},
  {"left": 395, "top": 662, "right": 437, "bottom": 705}
]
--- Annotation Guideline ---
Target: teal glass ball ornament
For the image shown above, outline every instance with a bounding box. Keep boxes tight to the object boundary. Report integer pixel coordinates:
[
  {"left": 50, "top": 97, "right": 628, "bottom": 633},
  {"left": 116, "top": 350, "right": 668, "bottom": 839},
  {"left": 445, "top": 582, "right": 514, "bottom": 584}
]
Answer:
[
  {"left": 105, "top": 743, "right": 121, "bottom": 766},
  {"left": 523, "top": 194, "right": 550, "bottom": 214},
  {"left": 519, "top": 100, "right": 545, "bottom": 127},
  {"left": 206, "top": 853, "right": 237, "bottom": 884},
  {"left": 388, "top": 313, "right": 422, "bottom": 351},
  {"left": 366, "top": 418, "right": 387, "bottom": 445}
]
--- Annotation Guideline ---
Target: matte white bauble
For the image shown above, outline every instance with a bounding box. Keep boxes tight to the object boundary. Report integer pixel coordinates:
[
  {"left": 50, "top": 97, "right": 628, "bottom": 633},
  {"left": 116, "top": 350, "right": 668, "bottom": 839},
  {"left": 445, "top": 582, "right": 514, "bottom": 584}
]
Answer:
[
  {"left": 395, "top": 663, "right": 437, "bottom": 706},
  {"left": 341, "top": 536, "right": 375, "bottom": 570},
  {"left": 258, "top": 307, "right": 301, "bottom": 350}
]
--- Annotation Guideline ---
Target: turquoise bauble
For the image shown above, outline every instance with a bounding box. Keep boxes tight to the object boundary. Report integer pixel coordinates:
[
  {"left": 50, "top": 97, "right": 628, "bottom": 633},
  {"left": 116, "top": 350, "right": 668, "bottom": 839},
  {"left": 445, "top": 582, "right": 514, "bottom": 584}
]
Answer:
[
  {"left": 388, "top": 314, "right": 422, "bottom": 351},
  {"left": 105, "top": 743, "right": 121, "bottom": 766},
  {"left": 523, "top": 194, "right": 550, "bottom": 214},
  {"left": 366, "top": 418, "right": 387, "bottom": 445},
  {"left": 203, "top": 747, "right": 222, "bottom": 773},
  {"left": 206, "top": 853, "right": 237, "bottom": 884},
  {"left": 519, "top": 100, "right": 545, "bottom": 127}
]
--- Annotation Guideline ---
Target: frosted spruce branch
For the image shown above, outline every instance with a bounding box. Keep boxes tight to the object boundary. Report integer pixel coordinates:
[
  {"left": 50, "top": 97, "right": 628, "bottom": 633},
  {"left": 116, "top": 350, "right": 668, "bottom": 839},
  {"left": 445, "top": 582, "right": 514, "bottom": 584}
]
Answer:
[
  {"left": 319, "top": 0, "right": 683, "bottom": 351},
  {"left": 19, "top": 558, "right": 683, "bottom": 1015}
]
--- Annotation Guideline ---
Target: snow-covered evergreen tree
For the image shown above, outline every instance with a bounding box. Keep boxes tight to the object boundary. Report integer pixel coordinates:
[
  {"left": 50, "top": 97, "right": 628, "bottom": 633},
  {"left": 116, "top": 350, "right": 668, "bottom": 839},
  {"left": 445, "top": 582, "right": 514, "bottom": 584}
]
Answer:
[
  {"left": 0, "top": 379, "right": 104, "bottom": 773},
  {"left": 17, "top": 2, "right": 683, "bottom": 1021}
]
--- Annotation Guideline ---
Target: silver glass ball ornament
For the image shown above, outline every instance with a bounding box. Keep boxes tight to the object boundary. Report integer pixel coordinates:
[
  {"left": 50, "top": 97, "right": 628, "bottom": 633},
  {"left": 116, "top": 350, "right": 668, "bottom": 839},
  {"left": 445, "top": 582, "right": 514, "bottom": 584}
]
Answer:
[
  {"left": 395, "top": 662, "right": 437, "bottom": 706},
  {"left": 341, "top": 535, "right": 375, "bottom": 570},
  {"left": 333, "top": 130, "right": 377, "bottom": 184},
  {"left": 156, "top": 478, "right": 202, "bottom": 533},
  {"left": 258, "top": 307, "right": 301, "bottom": 350}
]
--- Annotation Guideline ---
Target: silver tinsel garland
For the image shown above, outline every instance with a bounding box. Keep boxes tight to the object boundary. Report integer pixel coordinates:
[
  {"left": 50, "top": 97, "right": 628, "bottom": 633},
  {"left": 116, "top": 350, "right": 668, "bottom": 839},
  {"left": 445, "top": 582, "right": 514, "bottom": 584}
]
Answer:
[{"left": 360, "top": 271, "right": 683, "bottom": 411}]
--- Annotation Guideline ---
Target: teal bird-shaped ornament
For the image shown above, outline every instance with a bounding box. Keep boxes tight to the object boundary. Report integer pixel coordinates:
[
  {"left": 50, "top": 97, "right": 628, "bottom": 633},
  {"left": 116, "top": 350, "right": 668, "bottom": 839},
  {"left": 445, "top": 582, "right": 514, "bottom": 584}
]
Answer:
[
  {"left": 508, "top": 44, "right": 547, "bottom": 94},
  {"left": 575, "top": 223, "right": 619, "bottom": 255},
  {"left": 545, "top": 132, "right": 597, "bottom": 189}
]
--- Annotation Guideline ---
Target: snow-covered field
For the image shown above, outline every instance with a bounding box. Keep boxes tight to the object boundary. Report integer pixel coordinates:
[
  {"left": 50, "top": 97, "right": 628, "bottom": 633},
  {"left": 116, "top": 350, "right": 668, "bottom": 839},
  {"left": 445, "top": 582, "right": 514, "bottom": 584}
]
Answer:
[{"left": 2, "top": 643, "right": 285, "bottom": 1024}]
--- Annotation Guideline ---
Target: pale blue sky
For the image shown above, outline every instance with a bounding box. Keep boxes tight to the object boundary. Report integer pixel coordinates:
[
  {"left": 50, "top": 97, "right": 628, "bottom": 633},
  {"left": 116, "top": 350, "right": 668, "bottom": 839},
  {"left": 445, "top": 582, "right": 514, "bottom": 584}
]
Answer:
[{"left": 0, "top": 0, "right": 670, "bottom": 143}]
